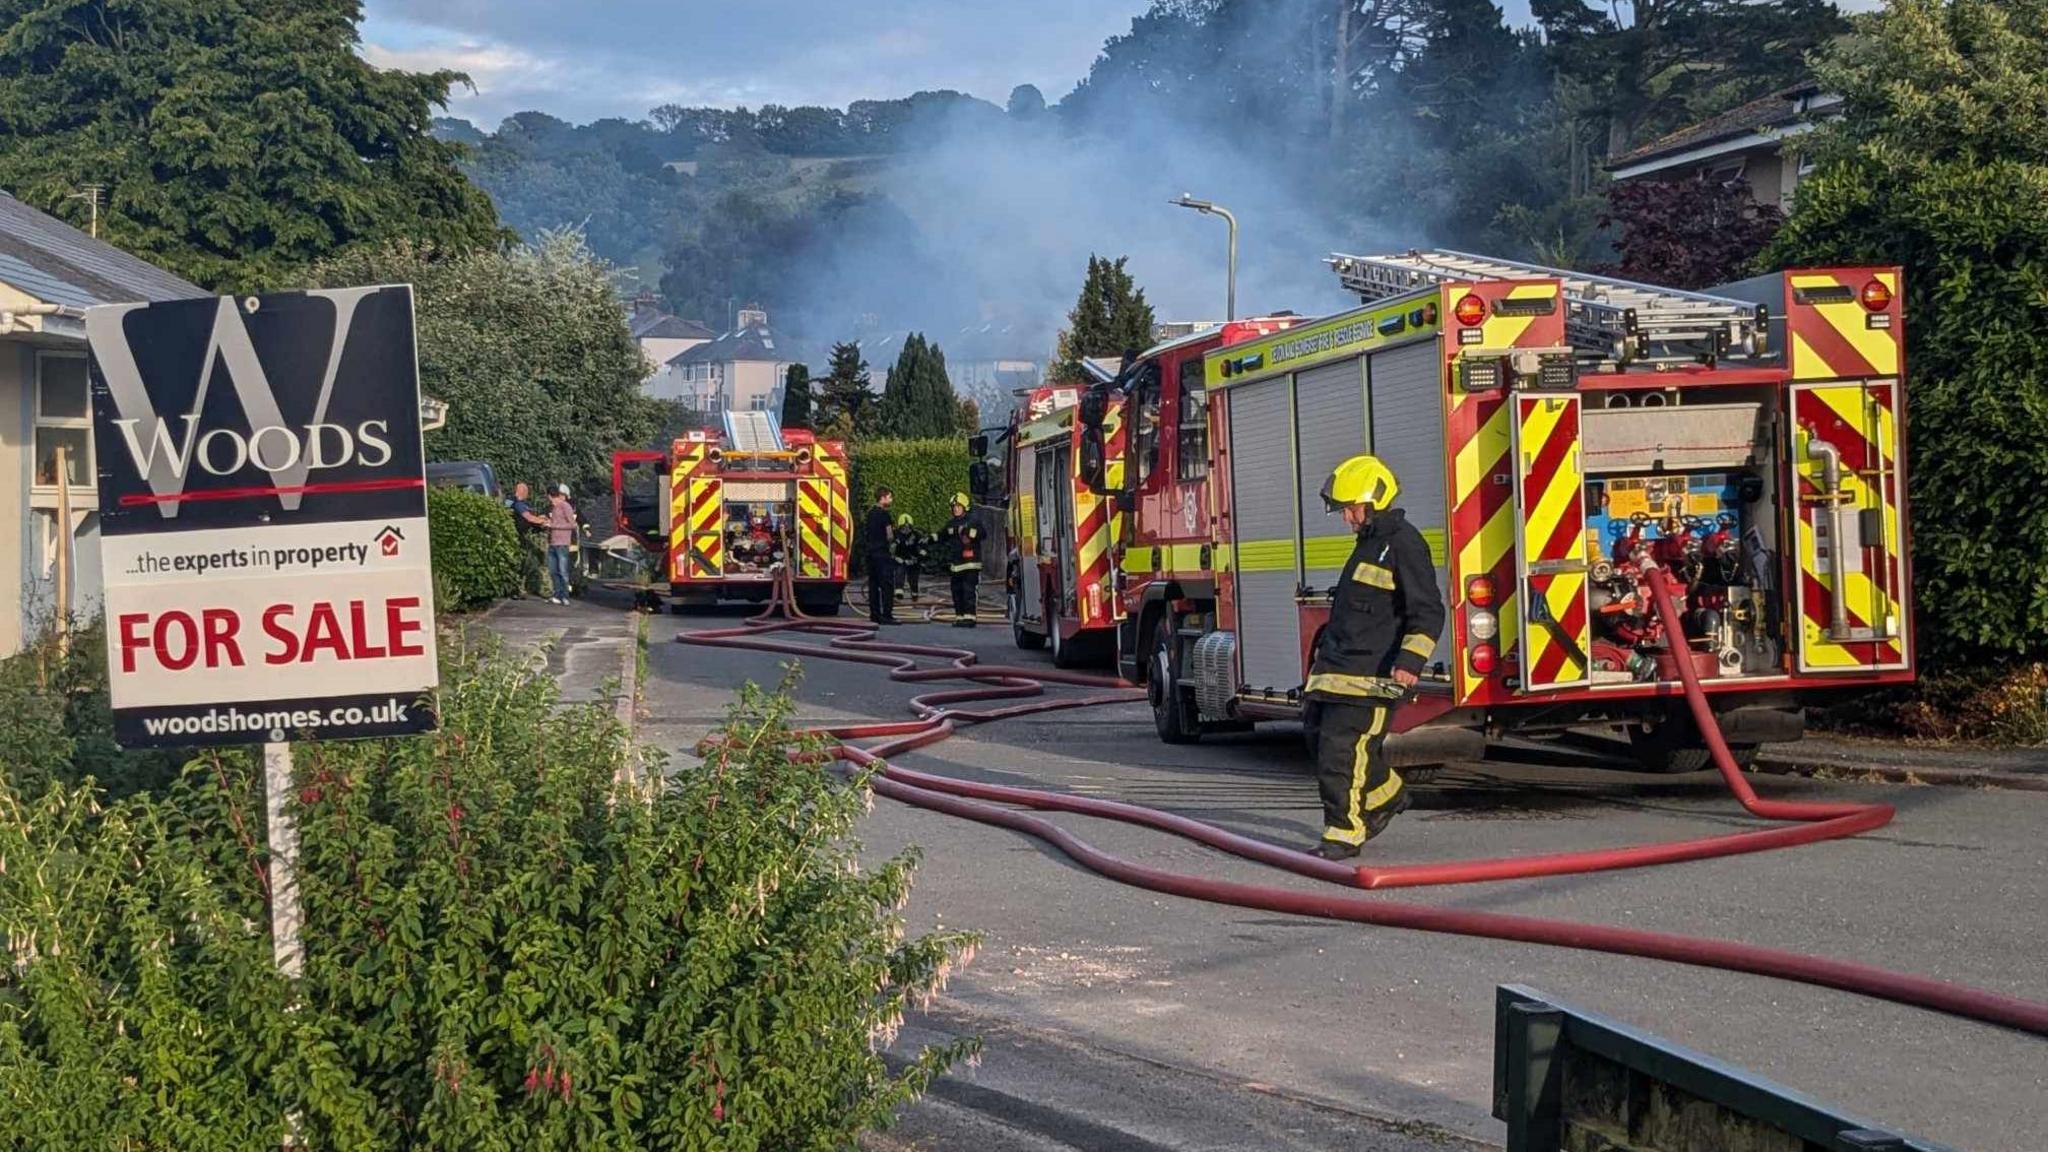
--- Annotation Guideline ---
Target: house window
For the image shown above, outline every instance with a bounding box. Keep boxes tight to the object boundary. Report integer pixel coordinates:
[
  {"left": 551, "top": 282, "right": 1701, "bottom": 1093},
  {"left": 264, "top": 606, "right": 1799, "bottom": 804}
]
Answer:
[
  {"left": 1175, "top": 358, "right": 1209, "bottom": 481},
  {"left": 34, "top": 353, "right": 92, "bottom": 491}
]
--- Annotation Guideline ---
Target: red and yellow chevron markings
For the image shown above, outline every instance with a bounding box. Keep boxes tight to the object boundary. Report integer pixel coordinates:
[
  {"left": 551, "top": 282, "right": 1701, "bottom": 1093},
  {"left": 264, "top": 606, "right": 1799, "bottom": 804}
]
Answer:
[
  {"left": 796, "top": 473, "right": 832, "bottom": 578},
  {"left": 668, "top": 441, "right": 702, "bottom": 582},
  {"left": 1446, "top": 280, "right": 1565, "bottom": 701},
  {"left": 1789, "top": 269, "right": 1900, "bottom": 382},
  {"left": 818, "top": 450, "right": 851, "bottom": 580},
  {"left": 1513, "top": 393, "right": 1590, "bottom": 690},
  {"left": 667, "top": 440, "right": 724, "bottom": 579},
  {"left": 1072, "top": 403, "right": 1125, "bottom": 628},
  {"left": 1792, "top": 383, "right": 1906, "bottom": 670}
]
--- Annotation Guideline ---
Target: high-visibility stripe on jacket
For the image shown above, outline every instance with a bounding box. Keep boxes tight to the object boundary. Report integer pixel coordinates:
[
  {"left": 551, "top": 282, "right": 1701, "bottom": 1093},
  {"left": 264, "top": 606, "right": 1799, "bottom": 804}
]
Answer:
[{"left": 1306, "top": 508, "right": 1445, "bottom": 701}]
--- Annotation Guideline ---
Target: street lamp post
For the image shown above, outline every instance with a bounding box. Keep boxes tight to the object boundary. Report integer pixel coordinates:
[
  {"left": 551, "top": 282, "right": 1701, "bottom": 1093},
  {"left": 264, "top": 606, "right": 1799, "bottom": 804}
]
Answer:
[{"left": 1171, "top": 193, "right": 1237, "bottom": 321}]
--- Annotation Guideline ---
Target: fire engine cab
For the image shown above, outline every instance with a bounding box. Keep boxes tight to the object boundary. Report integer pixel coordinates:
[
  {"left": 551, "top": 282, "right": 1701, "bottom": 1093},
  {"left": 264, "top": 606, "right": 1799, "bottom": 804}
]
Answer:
[
  {"left": 1085, "top": 251, "right": 1911, "bottom": 774},
  {"left": 612, "top": 411, "right": 852, "bottom": 615},
  {"left": 1009, "top": 323, "right": 1301, "bottom": 667}
]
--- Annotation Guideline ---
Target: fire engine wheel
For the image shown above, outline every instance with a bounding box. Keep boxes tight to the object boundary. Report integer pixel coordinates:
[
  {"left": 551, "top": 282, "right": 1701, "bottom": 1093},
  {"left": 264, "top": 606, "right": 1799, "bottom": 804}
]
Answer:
[
  {"left": 1150, "top": 619, "right": 1200, "bottom": 745},
  {"left": 1050, "top": 621, "right": 1083, "bottom": 670},
  {"left": 1009, "top": 592, "right": 1046, "bottom": 650},
  {"left": 1628, "top": 723, "right": 1760, "bottom": 774}
]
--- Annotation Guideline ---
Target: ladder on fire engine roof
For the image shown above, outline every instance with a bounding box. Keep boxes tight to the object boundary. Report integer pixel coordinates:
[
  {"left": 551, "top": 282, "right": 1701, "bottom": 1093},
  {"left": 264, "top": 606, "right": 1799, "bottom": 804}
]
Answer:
[
  {"left": 722, "top": 409, "right": 785, "bottom": 453},
  {"left": 1326, "top": 249, "right": 1769, "bottom": 366}
]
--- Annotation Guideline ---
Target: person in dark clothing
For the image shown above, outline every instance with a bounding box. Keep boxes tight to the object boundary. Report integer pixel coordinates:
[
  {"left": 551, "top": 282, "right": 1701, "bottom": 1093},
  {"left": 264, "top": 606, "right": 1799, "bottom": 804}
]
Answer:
[
  {"left": 1302, "top": 455, "right": 1446, "bottom": 860},
  {"left": 938, "top": 493, "right": 983, "bottom": 628},
  {"left": 864, "top": 488, "right": 899, "bottom": 624},
  {"left": 891, "top": 513, "right": 931, "bottom": 597}
]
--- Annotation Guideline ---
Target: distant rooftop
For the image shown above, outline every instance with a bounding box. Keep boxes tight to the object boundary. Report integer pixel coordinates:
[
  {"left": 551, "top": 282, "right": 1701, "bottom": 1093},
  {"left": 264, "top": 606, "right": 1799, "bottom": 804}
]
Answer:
[
  {"left": 0, "top": 190, "right": 203, "bottom": 306},
  {"left": 1609, "top": 82, "right": 1836, "bottom": 171},
  {"left": 635, "top": 313, "right": 715, "bottom": 341},
  {"left": 672, "top": 321, "right": 784, "bottom": 366}
]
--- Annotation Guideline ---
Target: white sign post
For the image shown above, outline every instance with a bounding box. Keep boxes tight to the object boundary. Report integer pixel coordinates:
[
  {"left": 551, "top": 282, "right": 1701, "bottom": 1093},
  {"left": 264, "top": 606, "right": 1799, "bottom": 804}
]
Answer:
[{"left": 86, "top": 287, "right": 439, "bottom": 990}]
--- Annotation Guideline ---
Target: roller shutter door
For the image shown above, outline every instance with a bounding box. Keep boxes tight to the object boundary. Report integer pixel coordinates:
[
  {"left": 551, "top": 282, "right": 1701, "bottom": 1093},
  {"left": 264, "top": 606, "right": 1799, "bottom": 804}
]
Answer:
[
  {"left": 1366, "top": 341, "right": 1451, "bottom": 657},
  {"left": 1227, "top": 376, "right": 1303, "bottom": 694},
  {"left": 1293, "top": 357, "right": 1370, "bottom": 592}
]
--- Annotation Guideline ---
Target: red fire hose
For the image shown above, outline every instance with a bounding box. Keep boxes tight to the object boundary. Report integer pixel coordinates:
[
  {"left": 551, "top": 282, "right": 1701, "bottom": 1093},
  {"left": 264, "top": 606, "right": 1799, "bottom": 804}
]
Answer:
[{"left": 674, "top": 568, "right": 2048, "bottom": 1037}]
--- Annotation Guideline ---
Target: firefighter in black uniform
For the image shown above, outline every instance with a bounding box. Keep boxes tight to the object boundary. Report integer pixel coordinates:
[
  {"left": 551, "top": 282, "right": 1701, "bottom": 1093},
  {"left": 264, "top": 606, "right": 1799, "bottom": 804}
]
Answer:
[
  {"left": 864, "top": 487, "right": 900, "bottom": 625},
  {"left": 938, "top": 492, "right": 983, "bottom": 628},
  {"left": 891, "top": 513, "right": 931, "bottom": 597},
  {"left": 1304, "top": 454, "right": 1446, "bottom": 860}
]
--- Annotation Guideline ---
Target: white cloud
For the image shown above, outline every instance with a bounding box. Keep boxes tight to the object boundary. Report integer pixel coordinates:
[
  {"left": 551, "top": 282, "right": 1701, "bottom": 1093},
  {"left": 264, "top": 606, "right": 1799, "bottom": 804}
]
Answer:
[{"left": 360, "top": 1, "right": 1147, "bottom": 125}]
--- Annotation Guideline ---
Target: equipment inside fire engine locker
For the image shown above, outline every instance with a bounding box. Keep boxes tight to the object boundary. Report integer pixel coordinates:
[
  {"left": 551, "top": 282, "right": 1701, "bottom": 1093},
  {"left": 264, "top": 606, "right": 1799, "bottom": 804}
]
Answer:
[
  {"left": 724, "top": 504, "right": 789, "bottom": 575},
  {"left": 1579, "top": 388, "right": 1785, "bottom": 683}
]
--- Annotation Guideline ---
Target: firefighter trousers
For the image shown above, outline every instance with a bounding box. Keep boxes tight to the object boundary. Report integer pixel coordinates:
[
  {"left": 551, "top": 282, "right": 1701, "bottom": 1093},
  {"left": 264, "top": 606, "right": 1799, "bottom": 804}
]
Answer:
[
  {"left": 949, "top": 569, "right": 979, "bottom": 621},
  {"left": 1309, "top": 698, "right": 1406, "bottom": 846},
  {"left": 867, "top": 555, "right": 896, "bottom": 621}
]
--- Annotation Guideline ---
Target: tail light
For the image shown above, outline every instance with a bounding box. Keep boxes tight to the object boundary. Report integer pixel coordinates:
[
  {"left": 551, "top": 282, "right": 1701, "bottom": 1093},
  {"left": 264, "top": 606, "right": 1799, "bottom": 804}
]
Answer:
[
  {"left": 1470, "top": 643, "right": 1499, "bottom": 676},
  {"left": 1859, "top": 279, "right": 1892, "bottom": 312},
  {"left": 1465, "top": 575, "right": 1496, "bottom": 608},
  {"left": 1466, "top": 609, "right": 1498, "bottom": 642},
  {"left": 1453, "top": 293, "right": 1487, "bottom": 327}
]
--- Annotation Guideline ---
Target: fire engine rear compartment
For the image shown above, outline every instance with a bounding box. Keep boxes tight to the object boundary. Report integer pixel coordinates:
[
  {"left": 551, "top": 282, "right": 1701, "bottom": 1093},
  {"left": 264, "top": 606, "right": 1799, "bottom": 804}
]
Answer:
[
  {"left": 1218, "top": 353, "right": 1803, "bottom": 709},
  {"left": 714, "top": 480, "right": 797, "bottom": 580},
  {"left": 1577, "top": 382, "right": 1788, "bottom": 686}
]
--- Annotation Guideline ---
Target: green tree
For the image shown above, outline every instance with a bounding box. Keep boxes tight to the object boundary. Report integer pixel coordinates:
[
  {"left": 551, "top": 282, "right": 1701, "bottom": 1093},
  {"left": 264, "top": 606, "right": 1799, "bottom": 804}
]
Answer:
[
  {"left": 1531, "top": 0, "right": 1845, "bottom": 157},
  {"left": 878, "top": 334, "right": 961, "bottom": 439},
  {"left": 1053, "top": 255, "right": 1157, "bottom": 383},
  {"left": 0, "top": 0, "right": 504, "bottom": 291},
  {"left": 780, "top": 363, "right": 815, "bottom": 430},
  {"left": 817, "top": 340, "right": 877, "bottom": 440},
  {"left": 309, "top": 230, "right": 659, "bottom": 497},
  {"left": 1764, "top": 0, "right": 2048, "bottom": 664}
]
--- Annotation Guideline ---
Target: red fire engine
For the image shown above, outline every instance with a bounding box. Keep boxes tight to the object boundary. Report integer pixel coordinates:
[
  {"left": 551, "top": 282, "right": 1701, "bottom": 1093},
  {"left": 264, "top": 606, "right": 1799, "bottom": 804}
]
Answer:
[
  {"left": 612, "top": 411, "right": 852, "bottom": 614},
  {"left": 1007, "top": 325, "right": 1300, "bottom": 667},
  {"left": 1084, "top": 251, "right": 1911, "bottom": 774}
]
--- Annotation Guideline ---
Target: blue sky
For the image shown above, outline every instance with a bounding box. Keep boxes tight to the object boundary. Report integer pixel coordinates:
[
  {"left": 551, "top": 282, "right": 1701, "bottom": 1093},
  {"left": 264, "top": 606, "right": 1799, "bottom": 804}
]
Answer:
[{"left": 360, "top": 1, "right": 1163, "bottom": 127}]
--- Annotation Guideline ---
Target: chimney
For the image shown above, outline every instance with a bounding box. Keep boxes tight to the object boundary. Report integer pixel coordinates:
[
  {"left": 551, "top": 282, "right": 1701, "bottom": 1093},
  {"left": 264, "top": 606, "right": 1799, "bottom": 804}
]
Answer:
[{"left": 736, "top": 305, "right": 768, "bottom": 330}]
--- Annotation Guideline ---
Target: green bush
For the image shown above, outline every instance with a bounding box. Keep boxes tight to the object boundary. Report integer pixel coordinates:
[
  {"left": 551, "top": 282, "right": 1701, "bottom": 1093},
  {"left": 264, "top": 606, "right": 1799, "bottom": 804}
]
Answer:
[
  {"left": 0, "top": 621, "right": 186, "bottom": 801},
  {"left": 1819, "top": 663, "right": 2048, "bottom": 746},
  {"left": 428, "top": 486, "right": 523, "bottom": 610},
  {"left": 850, "top": 438, "right": 972, "bottom": 572},
  {"left": 0, "top": 645, "right": 977, "bottom": 1149}
]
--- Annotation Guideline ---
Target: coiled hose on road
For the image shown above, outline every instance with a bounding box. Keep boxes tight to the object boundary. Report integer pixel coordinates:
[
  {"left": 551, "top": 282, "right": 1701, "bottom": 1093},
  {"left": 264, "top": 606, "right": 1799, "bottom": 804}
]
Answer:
[{"left": 676, "top": 567, "right": 2048, "bottom": 1037}]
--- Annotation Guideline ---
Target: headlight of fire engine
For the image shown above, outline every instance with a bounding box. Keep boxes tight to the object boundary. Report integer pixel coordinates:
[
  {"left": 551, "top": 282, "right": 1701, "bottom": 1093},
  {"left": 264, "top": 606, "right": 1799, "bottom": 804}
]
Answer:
[{"left": 1467, "top": 609, "right": 1499, "bottom": 643}]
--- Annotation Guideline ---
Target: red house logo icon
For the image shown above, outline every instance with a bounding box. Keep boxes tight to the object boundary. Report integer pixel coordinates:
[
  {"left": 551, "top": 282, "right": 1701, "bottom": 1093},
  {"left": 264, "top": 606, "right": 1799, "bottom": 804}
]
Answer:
[{"left": 373, "top": 525, "right": 405, "bottom": 557}]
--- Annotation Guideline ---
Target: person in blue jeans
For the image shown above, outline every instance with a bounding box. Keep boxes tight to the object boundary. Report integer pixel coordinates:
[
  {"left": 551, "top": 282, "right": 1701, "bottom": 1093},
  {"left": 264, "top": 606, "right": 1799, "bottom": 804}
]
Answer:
[{"left": 545, "top": 483, "right": 579, "bottom": 604}]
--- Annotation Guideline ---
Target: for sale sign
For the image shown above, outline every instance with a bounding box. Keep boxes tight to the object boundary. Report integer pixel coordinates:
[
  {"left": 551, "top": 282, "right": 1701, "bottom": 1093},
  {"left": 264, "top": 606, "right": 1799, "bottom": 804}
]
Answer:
[{"left": 86, "top": 286, "right": 438, "bottom": 747}]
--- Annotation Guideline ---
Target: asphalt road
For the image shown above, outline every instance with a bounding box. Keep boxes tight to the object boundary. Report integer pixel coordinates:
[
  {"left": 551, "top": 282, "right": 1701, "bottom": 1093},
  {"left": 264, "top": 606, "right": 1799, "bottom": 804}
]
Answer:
[{"left": 630, "top": 600, "right": 2047, "bottom": 1152}]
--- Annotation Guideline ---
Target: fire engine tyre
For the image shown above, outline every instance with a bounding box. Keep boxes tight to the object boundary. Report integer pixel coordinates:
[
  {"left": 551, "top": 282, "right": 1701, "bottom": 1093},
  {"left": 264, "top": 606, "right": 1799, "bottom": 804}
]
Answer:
[
  {"left": 1051, "top": 621, "right": 1084, "bottom": 670},
  {"left": 1150, "top": 619, "right": 1200, "bottom": 744},
  {"left": 1010, "top": 592, "right": 1046, "bottom": 650},
  {"left": 1629, "top": 724, "right": 1760, "bottom": 774}
]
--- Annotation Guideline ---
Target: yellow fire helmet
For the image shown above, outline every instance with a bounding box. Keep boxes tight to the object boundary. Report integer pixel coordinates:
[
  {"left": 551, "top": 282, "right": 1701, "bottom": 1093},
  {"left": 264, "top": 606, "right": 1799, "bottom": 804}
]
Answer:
[
  {"left": 1320, "top": 454, "right": 1400, "bottom": 512},
  {"left": 897, "top": 513, "right": 914, "bottom": 528},
  {"left": 952, "top": 492, "right": 971, "bottom": 510}
]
